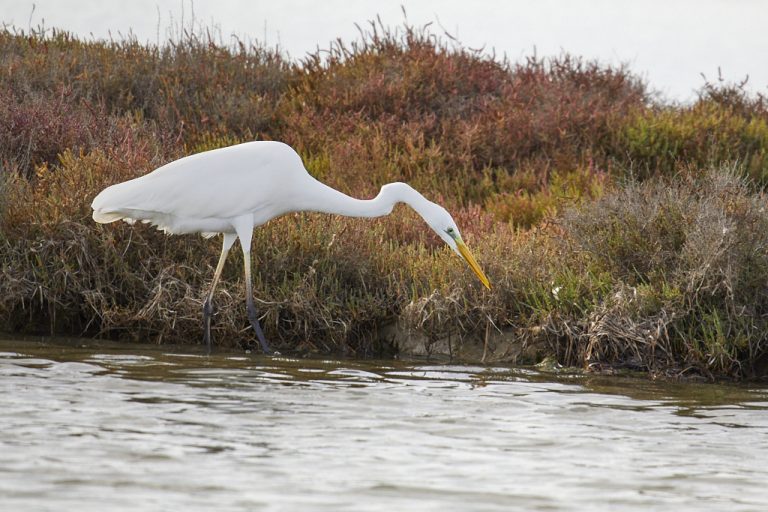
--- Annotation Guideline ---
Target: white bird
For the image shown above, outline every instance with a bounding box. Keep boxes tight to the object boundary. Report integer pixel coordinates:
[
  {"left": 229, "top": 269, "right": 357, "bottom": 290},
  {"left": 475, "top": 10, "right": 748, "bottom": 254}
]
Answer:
[{"left": 91, "top": 141, "right": 490, "bottom": 353}]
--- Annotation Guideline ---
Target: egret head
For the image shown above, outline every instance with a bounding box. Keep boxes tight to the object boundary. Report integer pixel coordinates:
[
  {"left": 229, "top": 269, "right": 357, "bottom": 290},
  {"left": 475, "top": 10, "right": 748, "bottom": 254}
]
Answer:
[{"left": 424, "top": 205, "right": 491, "bottom": 290}]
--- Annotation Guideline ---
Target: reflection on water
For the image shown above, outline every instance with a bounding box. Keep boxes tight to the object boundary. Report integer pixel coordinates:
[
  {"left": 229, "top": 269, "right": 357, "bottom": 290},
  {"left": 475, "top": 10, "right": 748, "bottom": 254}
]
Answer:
[{"left": 1, "top": 337, "right": 767, "bottom": 511}]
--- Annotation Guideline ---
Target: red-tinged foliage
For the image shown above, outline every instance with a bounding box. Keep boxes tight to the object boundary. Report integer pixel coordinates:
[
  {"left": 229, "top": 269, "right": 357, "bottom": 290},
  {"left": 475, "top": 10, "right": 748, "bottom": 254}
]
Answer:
[{"left": 2, "top": 21, "right": 768, "bottom": 378}]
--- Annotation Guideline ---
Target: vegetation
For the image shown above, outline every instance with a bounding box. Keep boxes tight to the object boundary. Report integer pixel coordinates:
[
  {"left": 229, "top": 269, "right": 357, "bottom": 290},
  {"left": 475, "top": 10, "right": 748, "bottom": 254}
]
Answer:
[{"left": 1, "top": 20, "right": 767, "bottom": 379}]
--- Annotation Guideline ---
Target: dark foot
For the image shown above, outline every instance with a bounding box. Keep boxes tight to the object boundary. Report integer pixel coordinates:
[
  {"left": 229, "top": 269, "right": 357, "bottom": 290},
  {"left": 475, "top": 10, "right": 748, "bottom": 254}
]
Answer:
[
  {"left": 203, "top": 298, "right": 214, "bottom": 355},
  {"left": 247, "top": 301, "right": 272, "bottom": 355}
]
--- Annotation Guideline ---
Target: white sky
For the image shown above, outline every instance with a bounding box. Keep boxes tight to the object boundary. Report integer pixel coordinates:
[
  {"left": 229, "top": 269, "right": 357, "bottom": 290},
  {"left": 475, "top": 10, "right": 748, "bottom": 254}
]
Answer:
[{"left": 2, "top": 0, "right": 767, "bottom": 102}]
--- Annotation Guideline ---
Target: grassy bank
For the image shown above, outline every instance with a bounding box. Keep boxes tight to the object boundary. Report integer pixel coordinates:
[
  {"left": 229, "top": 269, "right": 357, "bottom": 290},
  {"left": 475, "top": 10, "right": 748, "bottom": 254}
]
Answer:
[{"left": 1, "top": 22, "right": 767, "bottom": 379}]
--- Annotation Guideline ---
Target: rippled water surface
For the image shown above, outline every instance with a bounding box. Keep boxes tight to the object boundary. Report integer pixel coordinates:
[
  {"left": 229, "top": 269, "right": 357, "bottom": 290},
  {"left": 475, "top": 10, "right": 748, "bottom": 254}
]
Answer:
[{"left": 1, "top": 337, "right": 767, "bottom": 511}]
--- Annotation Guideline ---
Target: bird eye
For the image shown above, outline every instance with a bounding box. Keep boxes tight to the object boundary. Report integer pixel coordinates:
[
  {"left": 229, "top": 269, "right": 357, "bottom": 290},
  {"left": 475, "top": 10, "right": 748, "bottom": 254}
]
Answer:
[{"left": 446, "top": 227, "right": 455, "bottom": 235}]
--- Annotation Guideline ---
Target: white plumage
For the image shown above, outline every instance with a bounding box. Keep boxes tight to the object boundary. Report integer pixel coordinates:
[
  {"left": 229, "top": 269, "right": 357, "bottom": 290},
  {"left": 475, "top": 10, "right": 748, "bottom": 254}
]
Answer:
[
  {"left": 92, "top": 141, "right": 490, "bottom": 353},
  {"left": 93, "top": 141, "right": 308, "bottom": 236}
]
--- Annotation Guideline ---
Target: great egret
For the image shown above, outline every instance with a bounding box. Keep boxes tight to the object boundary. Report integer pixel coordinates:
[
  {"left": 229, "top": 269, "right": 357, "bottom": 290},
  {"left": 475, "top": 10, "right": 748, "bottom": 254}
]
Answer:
[{"left": 91, "top": 141, "right": 490, "bottom": 353}]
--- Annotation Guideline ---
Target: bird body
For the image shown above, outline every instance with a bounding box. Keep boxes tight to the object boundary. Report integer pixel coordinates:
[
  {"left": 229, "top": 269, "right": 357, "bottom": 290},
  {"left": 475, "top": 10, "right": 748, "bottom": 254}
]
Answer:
[
  {"left": 93, "top": 141, "right": 311, "bottom": 236},
  {"left": 92, "top": 141, "right": 490, "bottom": 353}
]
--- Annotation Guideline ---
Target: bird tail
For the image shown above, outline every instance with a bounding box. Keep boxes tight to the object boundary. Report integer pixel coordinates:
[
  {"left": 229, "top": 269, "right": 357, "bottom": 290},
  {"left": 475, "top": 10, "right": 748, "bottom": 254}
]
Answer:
[
  {"left": 92, "top": 209, "right": 125, "bottom": 223},
  {"left": 91, "top": 179, "right": 141, "bottom": 224}
]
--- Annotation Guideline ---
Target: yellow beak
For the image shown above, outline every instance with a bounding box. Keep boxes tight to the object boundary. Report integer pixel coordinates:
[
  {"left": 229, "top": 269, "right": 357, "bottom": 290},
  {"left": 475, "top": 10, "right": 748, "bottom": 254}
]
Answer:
[{"left": 456, "top": 239, "right": 491, "bottom": 289}]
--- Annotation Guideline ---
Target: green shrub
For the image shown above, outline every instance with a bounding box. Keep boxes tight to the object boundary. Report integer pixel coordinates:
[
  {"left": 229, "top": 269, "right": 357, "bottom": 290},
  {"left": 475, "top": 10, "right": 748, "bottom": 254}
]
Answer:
[{"left": 615, "top": 103, "right": 768, "bottom": 181}]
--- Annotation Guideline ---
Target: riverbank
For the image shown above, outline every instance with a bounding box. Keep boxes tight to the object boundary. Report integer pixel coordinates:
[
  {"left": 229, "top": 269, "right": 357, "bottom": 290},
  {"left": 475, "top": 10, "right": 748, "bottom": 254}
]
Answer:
[{"left": 2, "top": 22, "right": 767, "bottom": 379}]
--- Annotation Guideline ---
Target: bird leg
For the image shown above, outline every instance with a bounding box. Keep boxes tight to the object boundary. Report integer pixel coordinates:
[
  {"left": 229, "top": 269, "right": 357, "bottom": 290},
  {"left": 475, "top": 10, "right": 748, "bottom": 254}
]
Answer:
[
  {"left": 203, "top": 233, "right": 236, "bottom": 354},
  {"left": 242, "top": 248, "right": 272, "bottom": 355}
]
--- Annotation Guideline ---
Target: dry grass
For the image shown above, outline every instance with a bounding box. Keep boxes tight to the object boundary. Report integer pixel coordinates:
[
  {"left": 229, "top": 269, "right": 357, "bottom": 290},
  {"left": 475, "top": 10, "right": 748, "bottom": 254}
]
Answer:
[{"left": 557, "top": 167, "right": 768, "bottom": 378}]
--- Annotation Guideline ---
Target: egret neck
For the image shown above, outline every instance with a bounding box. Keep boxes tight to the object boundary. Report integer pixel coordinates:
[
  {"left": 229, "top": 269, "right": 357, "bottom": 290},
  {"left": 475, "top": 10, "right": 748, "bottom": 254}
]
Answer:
[
  {"left": 297, "top": 180, "right": 434, "bottom": 220},
  {"left": 295, "top": 179, "right": 491, "bottom": 289}
]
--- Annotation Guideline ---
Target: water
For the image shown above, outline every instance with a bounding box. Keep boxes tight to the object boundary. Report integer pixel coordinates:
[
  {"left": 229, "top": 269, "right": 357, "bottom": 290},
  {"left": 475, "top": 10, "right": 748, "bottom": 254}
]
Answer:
[{"left": 1, "top": 337, "right": 767, "bottom": 511}]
